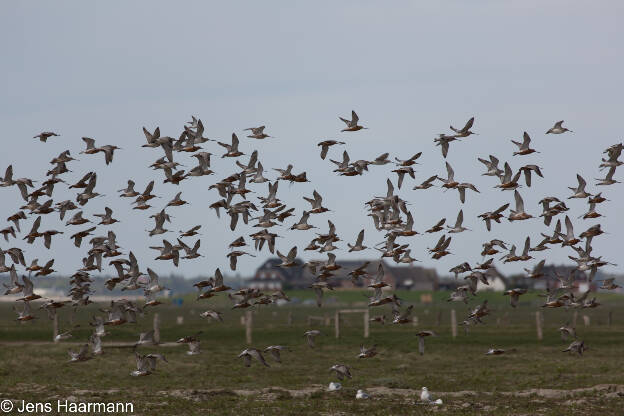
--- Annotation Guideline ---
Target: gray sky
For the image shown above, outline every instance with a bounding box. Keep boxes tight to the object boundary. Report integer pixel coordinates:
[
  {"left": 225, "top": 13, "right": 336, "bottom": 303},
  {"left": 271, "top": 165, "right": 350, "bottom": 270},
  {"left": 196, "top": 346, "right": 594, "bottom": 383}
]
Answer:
[{"left": 1, "top": 1, "right": 623, "bottom": 279}]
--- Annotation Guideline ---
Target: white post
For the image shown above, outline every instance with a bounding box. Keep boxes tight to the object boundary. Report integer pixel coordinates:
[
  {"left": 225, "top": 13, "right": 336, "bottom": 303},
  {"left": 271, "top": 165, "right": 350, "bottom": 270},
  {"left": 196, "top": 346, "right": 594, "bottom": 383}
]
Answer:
[
  {"left": 245, "top": 310, "right": 253, "bottom": 345},
  {"left": 451, "top": 309, "right": 457, "bottom": 339},
  {"left": 153, "top": 313, "right": 161, "bottom": 344}
]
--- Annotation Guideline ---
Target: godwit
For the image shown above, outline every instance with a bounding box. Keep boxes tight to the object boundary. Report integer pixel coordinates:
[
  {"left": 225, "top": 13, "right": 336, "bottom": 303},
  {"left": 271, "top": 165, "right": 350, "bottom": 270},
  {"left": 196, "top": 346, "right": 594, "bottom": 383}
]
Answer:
[
  {"left": 478, "top": 155, "right": 503, "bottom": 177},
  {"left": 413, "top": 175, "right": 438, "bottom": 190},
  {"left": 329, "top": 364, "right": 352, "bottom": 380},
  {"left": 367, "top": 263, "right": 389, "bottom": 289},
  {"left": 447, "top": 210, "right": 469, "bottom": 233},
  {"left": 347, "top": 229, "right": 367, "bottom": 252},
  {"left": 449, "top": 262, "right": 471, "bottom": 278},
  {"left": 14, "top": 301, "right": 36, "bottom": 321},
  {"left": 3, "top": 265, "right": 22, "bottom": 294},
  {"left": 227, "top": 250, "right": 255, "bottom": 271},
  {"left": 579, "top": 202, "right": 601, "bottom": 219},
  {"left": 478, "top": 203, "right": 509, "bottom": 231},
  {"left": 456, "top": 182, "right": 479, "bottom": 203},
  {"left": 392, "top": 166, "right": 415, "bottom": 189},
  {"left": 428, "top": 235, "right": 452, "bottom": 259},
  {"left": 485, "top": 348, "right": 516, "bottom": 355},
  {"left": 519, "top": 164, "right": 543, "bottom": 187},
  {"left": 68, "top": 345, "right": 92, "bottom": 362},
  {"left": 426, "top": 218, "right": 446, "bottom": 233},
  {"left": 503, "top": 288, "right": 527, "bottom": 307},
  {"left": 589, "top": 192, "right": 608, "bottom": 204},
  {"left": 200, "top": 310, "right": 223, "bottom": 321},
  {"left": 508, "top": 190, "right": 532, "bottom": 221},
  {"left": 568, "top": 174, "right": 592, "bottom": 198},
  {"left": 595, "top": 166, "right": 620, "bottom": 186},
  {"left": 35, "top": 259, "right": 56, "bottom": 276},
  {"left": 303, "top": 330, "right": 322, "bottom": 348},
  {"left": 218, "top": 133, "right": 244, "bottom": 158},
  {"left": 438, "top": 162, "right": 459, "bottom": 189},
  {"left": 579, "top": 224, "right": 604, "bottom": 239},
  {"left": 446, "top": 210, "right": 470, "bottom": 233},
  {"left": 559, "top": 216, "right": 580, "bottom": 246},
  {"left": 94, "top": 207, "right": 119, "bottom": 225},
  {"left": 263, "top": 345, "right": 288, "bottom": 363},
  {"left": 0, "top": 226, "right": 16, "bottom": 242},
  {"left": 524, "top": 259, "right": 546, "bottom": 279},
  {"left": 598, "top": 278, "right": 621, "bottom": 290},
  {"left": 291, "top": 211, "right": 316, "bottom": 230},
  {"left": 562, "top": 340, "right": 586, "bottom": 356},
  {"left": 546, "top": 120, "right": 572, "bottom": 134},
  {"left": 358, "top": 344, "right": 378, "bottom": 358},
  {"left": 33, "top": 131, "right": 60, "bottom": 142},
  {"left": 339, "top": 110, "right": 367, "bottom": 132},
  {"left": 177, "top": 238, "right": 202, "bottom": 259},
  {"left": 394, "top": 152, "right": 422, "bottom": 166},
  {"left": 7, "top": 211, "right": 27, "bottom": 232},
  {"left": 373, "top": 153, "right": 395, "bottom": 166},
  {"left": 434, "top": 133, "right": 458, "bottom": 158},
  {"left": 304, "top": 190, "right": 330, "bottom": 214},
  {"left": 317, "top": 140, "right": 345, "bottom": 160},
  {"left": 450, "top": 116, "right": 476, "bottom": 137},
  {"left": 244, "top": 126, "right": 272, "bottom": 139},
  {"left": 276, "top": 246, "right": 298, "bottom": 267},
  {"left": 392, "top": 305, "right": 414, "bottom": 324},
  {"left": 416, "top": 331, "right": 436, "bottom": 355},
  {"left": 511, "top": 132, "right": 539, "bottom": 156},
  {"left": 558, "top": 323, "right": 576, "bottom": 340}
]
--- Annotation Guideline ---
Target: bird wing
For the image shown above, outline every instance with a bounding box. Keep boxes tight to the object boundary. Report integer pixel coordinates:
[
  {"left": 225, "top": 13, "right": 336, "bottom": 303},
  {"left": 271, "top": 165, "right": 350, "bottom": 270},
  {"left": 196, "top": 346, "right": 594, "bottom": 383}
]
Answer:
[
  {"left": 514, "top": 190, "right": 524, "bottom": 212},
  {"left": 445, "top": 162, "right": 454, "bottom": 181}
]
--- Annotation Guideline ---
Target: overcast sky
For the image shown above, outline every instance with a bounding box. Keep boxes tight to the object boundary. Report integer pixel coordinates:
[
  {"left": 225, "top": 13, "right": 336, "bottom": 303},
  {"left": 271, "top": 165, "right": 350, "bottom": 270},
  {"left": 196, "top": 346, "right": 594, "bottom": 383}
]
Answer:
[{"left": 1, "top": 1, "right": 623, "bottom": 280}]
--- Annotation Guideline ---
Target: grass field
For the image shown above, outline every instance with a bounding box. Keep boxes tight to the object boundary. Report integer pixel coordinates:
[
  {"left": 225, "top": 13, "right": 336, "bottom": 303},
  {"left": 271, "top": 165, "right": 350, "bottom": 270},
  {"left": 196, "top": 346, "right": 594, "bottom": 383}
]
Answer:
[{"left": 1, "top": 290, "right": 623, "bottom": 415}]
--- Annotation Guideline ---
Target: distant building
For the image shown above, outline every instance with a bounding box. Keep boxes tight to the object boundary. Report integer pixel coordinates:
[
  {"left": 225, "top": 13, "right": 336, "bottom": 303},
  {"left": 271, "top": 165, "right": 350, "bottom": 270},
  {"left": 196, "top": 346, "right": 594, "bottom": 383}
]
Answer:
[
  {"left": 476, "top": 267, "right": 507, "bottom": 292},
  {"left": 384, "top": 264, "right": 439, "bottom": 291},
  {"left": 247, "top": 258, "right": 438, "bottom": 291},
  {"left": 247, "top": 258, "right": 306, "bottom": 290},
  {"left": 538, "top": 264, "right": 598, "bottom": 292}
]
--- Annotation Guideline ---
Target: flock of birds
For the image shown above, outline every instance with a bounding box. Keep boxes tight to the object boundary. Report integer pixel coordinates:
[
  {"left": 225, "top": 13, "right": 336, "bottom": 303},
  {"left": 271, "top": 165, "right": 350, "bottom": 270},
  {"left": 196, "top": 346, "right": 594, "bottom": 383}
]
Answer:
[{"left": 1, "top": 112, "right": 622, "bottom": 399}]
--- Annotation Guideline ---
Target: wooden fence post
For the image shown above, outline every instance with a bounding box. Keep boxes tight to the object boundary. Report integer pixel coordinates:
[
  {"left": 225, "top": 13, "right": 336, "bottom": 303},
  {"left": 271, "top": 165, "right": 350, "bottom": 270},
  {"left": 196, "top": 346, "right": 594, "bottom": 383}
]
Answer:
[
  {"left": 535, "top": 311, "right": 543, "bottom": 341},
  {"left": 153, "top": 313, "right": 161, "bottom": 344},
  {"left": 572, "top": 311, "right": 578, "bottom": 327},
  {"left": 451, "top": 309, "right": 457, "bottom": 339},
  {"left": 334, "top": 311, "right": 340, "bottom": 339},
  {"left": 363, "top": 309, "right": 370, "bottom": 338},
  {"left": 582, "top": 315, "right": 590, "bottom": 327},
  {"left": 608, "top": 310, "right": 613, "bottom": 326},
  {"left": 287, "top": 311, "right": 293, "bottom": 327},
  {"left": 245, "top": 310, "right": 253, "bottom": 345}
]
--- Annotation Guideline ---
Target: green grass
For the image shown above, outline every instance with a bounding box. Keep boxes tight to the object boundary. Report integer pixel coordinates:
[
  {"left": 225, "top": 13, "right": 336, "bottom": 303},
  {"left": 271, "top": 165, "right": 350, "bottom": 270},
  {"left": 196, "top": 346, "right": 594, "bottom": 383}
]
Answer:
[{"left": 0, "top": 290, "right": 623, "bottom": 415}]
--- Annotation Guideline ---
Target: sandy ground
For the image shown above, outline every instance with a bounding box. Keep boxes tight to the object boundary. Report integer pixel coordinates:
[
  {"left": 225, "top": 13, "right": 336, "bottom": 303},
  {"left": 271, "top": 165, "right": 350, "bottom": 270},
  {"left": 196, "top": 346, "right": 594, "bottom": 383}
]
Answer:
[{"left": 149, "top": 383, "right": 624, "bottom": 400}]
